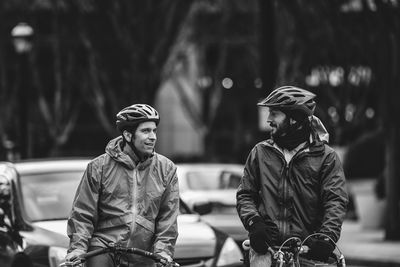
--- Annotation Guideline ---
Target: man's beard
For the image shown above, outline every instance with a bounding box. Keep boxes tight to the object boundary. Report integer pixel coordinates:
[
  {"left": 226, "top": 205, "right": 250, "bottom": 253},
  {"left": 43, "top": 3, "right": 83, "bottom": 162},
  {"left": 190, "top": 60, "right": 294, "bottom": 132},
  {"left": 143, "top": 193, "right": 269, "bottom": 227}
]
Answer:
[
  {"left": 270, "top": 118, "right": 291, "bottom": 138},
  {"left": 270, "top": 119, "right": 311, "bottom": 150}
]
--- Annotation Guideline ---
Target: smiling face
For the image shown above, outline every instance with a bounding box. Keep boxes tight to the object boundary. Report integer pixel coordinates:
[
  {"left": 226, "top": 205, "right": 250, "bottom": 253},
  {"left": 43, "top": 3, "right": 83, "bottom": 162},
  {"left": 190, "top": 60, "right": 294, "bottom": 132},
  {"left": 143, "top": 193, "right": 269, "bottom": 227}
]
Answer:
[
  {"left": 132, "top": 121, "right": 157, "bottom": 157},
  {"left": 267, "top": 108, "right": 290, "bottom": 137}
]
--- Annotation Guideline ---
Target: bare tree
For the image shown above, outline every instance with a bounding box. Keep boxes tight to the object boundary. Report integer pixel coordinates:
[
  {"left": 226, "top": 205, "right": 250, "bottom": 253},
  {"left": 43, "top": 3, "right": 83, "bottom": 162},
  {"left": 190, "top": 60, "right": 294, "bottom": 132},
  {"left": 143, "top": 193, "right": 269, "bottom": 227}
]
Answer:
[
  {"left": 0, "top": 0, "right": 194, "bottom": 157},
  {"left": 76, "top": 0, "right": 194, "bottom": 137},
  {"left": 160, "top": 0, "right": 262, "bottom": 161},
  {"left": 32, "top": 5, "right": 81, "bottom": 156}
]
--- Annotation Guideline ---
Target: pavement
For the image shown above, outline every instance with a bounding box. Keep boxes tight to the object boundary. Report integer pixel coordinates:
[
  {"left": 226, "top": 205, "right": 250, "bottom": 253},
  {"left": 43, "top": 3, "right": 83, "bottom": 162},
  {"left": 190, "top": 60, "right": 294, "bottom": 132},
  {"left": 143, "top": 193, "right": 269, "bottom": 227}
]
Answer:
[{"left": 337, "top": 220, "right": 400, "bottom": 267}]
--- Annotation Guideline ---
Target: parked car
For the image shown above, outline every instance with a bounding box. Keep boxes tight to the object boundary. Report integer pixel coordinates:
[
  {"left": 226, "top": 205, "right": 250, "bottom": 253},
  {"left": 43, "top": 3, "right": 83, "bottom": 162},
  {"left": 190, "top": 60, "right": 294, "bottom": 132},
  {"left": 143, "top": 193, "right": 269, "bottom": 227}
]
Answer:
[
  {"left": 0, "top": 167, "right": 33, "bottom": 267},
  {"left": 176, "top": 163, "right": 248, "bottom": 248},
  {"left": 0, "top": 159, "right": 243, "bottom": 267}
]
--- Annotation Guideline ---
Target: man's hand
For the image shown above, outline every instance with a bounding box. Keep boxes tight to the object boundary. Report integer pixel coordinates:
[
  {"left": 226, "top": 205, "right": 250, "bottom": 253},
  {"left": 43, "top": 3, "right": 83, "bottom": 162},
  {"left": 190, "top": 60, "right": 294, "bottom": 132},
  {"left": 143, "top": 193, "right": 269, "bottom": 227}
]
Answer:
[
  {"left": 248, "top": 217, "right": 278, "bottom": 254},
  {"left": 156, "top": 251, "right": 177, "bottom": 267},
  {"left": 65, "top": 250, "right": 84, "bottom": 262},
  {"left": 157, "top": 251, "right": 172, "bottom": 262},
  {"left": 307, "top": 236, "right": 335, "bottom": 262}
]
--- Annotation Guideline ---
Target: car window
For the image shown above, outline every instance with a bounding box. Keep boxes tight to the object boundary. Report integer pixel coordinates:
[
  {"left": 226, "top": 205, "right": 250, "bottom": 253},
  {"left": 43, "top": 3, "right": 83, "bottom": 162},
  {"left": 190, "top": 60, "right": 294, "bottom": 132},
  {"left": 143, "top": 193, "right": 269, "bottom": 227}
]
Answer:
[
  {"left": 19, "top": 171, "right": 83, "bottom": 221},
  {"left": 186, "top": 170, "right": 241, "bottom": 190},
  {"left": 209, "top": 203, "right": 237, "bottom": 214},
  {"left": 19, "top": 170, "right": 189, "bottom": 221}
]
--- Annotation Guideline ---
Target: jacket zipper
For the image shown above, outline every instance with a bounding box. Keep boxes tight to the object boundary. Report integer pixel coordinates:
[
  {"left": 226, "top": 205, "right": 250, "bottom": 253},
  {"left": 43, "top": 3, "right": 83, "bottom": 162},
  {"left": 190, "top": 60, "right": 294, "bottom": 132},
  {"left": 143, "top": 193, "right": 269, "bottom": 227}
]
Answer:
[
  {"left": 274, "top": 146, "right": 306, "bottom": 239},
  {"left": 281, "top": 146, "right": 316, "bottom": 239},
  {"left": 282, "top": 165, "right": 289, "bottom": 238},
  {"left": 269, "top": 146, "right": 289, "bottom": 240},
  {"left": 128, "top": 168, "right": 139, "bottom": 246}
]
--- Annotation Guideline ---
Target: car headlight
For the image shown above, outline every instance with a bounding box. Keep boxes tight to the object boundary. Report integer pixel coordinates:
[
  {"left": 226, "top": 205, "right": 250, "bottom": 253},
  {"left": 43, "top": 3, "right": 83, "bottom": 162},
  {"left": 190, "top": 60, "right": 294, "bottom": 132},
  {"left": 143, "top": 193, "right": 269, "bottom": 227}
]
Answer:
[
  {"left": 48, "top": 246, "right": 68, "bottom": 267},
  {"left": 216, "top": 237, "right": 243, "bottom": 266}
]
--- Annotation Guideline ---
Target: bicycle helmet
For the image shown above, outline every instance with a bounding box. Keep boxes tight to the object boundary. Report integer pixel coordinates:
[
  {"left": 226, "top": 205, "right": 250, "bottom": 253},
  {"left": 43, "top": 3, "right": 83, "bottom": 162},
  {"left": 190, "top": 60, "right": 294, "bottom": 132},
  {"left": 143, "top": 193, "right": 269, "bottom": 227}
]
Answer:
[
  {"left": 258, "top": 86, "right": 316, "bottom": 116},
  {"left": 116, "top": 104, "right": 160, "bottom": 132}
]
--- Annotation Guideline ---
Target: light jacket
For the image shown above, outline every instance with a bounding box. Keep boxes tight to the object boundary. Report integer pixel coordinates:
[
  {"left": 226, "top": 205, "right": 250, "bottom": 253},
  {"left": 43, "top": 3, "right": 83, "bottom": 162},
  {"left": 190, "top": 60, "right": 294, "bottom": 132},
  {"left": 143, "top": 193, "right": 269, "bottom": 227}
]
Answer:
[
  {"left": 236, "top": 118, "right": 348, "bottom": 244},
  {"left": 67, "top": 136, "right": 179, "bottom": 266}
]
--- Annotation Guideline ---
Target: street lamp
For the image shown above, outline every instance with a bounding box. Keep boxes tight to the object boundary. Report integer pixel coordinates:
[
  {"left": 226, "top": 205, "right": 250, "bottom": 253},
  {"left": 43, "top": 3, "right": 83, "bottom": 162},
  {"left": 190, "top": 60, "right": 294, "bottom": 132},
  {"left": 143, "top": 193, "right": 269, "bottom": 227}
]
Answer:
[
  {"left": 11, "top": 22, "right": 34, "bottom": 159},
  {"left": 11, "top": 22, "right": 34, "bottom": 54}
]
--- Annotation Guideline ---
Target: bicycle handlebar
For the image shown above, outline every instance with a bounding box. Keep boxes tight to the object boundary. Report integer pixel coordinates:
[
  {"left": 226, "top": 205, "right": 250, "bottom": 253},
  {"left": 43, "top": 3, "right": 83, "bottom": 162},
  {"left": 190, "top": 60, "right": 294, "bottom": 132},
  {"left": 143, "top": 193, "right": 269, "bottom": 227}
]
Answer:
[
  {"left": 60, "top": 243, "right": 180, "bottom": 267},
  {"left": 80, "top": 246, "right": 111, "bottom": 260},
  {"left": 241, "top": 235, "right": 346, "bottom": 267}
]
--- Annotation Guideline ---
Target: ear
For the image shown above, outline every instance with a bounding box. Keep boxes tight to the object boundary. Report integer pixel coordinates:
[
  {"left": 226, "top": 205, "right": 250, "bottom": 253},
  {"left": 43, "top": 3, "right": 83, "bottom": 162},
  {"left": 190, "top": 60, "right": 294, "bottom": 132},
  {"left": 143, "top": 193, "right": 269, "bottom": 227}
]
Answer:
[{"left": 122, "top": 130, "right": 132, "bottom": 142}]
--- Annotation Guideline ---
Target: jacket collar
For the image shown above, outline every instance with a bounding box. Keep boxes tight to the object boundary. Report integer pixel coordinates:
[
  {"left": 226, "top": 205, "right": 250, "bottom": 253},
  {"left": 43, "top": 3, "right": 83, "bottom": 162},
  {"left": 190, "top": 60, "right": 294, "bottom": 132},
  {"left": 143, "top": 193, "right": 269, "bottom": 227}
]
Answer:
[
  {"left": 105, "top": 136, "right": 153, "bottom": 170},
  {"left": 263, "top": 131, "right": 326, "bottom": 156}
]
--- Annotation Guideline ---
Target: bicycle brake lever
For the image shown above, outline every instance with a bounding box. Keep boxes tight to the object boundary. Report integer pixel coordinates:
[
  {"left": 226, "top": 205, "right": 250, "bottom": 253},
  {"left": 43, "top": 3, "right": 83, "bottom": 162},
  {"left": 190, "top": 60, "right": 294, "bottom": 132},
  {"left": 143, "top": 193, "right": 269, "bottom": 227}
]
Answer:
[
  {"left": 108, "top": 242, "right": 116, "bottom": 248},
  {"left": 339, "top": 254, "right": 346, "bottom": 267},
  {"left": 299, "top": 245, "right": 309, "bottom": 254},
  {"left": 59, "top": 258, "right": 83, "bottom": 267},
  {"left": 158, "top": 260, "right": 180, "bottom": 267},
  {"left": 59, "top": 262, "right": 73, "bottom": 267}
]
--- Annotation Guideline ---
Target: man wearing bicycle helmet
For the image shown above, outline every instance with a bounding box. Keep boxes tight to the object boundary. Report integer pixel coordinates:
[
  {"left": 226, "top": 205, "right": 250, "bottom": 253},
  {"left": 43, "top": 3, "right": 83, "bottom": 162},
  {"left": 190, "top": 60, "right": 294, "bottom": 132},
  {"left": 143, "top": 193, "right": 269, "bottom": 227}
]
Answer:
[
  {"left": 237, "top": 86, "right": 348, "bottom": 266},
  {"left": 66, "top": 104, "right": 179, "bottom": 267}
]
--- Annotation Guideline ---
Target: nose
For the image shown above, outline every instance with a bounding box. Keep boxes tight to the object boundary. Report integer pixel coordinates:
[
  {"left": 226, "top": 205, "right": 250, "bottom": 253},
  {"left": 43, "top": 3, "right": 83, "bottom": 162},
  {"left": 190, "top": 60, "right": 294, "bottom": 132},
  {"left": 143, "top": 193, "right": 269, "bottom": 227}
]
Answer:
[
  {"left": 149, "top": 130, "right": 157, "bottom": 140},
  {"left": 266, "top": 113, "right": 274, "bottom": 124}
]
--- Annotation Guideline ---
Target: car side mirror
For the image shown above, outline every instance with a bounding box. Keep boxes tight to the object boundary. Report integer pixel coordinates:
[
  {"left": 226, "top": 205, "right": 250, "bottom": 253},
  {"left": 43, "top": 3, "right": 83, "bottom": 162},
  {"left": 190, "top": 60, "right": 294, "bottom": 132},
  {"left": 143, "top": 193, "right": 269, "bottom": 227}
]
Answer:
[{"left": 193, "top": 202, "right": 213, "bottom": 215}]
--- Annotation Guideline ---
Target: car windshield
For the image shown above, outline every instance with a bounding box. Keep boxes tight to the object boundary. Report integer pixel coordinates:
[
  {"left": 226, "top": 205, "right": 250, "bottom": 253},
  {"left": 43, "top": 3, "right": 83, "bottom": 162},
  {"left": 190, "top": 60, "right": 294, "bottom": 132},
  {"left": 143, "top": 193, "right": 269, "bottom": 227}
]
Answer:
[
  {"left": 20, "top": 171, "right": 83, "bottom": 221},
  {"left": 186, "top": 170, "right": 241, "bottom": 190}
]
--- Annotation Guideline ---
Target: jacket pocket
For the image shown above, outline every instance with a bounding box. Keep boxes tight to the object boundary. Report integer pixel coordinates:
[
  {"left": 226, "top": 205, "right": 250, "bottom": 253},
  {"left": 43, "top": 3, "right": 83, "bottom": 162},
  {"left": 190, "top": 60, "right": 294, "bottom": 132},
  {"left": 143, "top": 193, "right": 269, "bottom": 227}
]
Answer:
[
  {"left": 130, "top": 215, "right": 155, "bottom": 251},
  {"left": 91, "top": 214, "right": 132, "bottom": 247}
]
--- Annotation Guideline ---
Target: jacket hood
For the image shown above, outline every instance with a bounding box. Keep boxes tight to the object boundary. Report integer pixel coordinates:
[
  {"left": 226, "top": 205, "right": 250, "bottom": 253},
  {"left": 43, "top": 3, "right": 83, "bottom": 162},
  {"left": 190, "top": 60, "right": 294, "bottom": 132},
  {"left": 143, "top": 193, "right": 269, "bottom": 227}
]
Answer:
[
  {"left": 310, "top": 115, "right": 329, "bottom": 143},
  {"left": 105, "top": 136, "right": 154, "bottom": 170},
  {"left": 264, "top": 115, "right": 329, "bottom": 150},
  {"left": 105, "top": 136, "right": 137, "bottom": 169}
]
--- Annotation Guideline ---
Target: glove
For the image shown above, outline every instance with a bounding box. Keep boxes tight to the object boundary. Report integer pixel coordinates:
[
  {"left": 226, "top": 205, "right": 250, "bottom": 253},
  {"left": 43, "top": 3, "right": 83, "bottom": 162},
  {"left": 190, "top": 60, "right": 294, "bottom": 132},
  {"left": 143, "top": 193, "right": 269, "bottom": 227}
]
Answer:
[
  {"left": 307, "top": 236, "right": 335, "bottom": 262},
  {"left": 248, "top": 217, "right": 279, "bottom": 254}
]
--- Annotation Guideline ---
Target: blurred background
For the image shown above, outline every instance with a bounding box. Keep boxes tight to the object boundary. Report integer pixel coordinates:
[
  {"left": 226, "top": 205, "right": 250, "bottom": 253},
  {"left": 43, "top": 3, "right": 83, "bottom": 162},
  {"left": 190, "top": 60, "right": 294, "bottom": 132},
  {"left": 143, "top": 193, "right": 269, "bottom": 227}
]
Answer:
[{"left": 0, "top": 0, "right": 399, "bottom": 242}]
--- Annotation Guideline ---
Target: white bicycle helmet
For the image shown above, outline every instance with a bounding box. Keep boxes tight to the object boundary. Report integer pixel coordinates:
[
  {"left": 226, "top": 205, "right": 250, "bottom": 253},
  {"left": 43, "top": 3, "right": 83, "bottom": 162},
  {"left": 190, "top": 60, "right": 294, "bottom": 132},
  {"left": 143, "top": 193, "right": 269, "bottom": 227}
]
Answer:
[
  {"left": 258, "top": 86, "right": 316, "bottom": 116},
  {"left": 116, "top": 104, "right": 160, "bottom": 132}
]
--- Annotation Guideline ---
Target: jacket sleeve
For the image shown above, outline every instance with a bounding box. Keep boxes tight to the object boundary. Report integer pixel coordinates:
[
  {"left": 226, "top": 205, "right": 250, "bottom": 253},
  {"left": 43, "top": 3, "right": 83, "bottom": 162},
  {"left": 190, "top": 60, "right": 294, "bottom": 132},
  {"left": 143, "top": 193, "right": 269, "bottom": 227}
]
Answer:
[
  {"left": 318, "top": 150, "right": 349, "bottom": 242},
  {"left": 236, "top": 146, "right": 262, "bottom": 230},
  {"left": 67, "top": 161, "right": 101, "bottom": 253},
  {"left": 153, "top": 164, "right": 179, "bottom": 258}
]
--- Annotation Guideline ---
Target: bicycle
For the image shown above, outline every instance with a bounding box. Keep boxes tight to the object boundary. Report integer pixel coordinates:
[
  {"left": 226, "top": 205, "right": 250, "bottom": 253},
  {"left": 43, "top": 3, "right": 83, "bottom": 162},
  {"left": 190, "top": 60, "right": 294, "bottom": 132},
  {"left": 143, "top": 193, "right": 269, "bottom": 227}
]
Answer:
[
  {"left": 242, "top": 233, "right": 346, "bottom": 267},
  {"left": 59, "top": 242, "right": 180, "bottom": 267}
]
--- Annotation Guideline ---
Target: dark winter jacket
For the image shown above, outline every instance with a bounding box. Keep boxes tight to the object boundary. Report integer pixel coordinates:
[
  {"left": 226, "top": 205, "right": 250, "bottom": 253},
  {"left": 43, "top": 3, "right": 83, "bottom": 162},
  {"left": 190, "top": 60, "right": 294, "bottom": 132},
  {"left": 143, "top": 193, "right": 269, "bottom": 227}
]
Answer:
[{"left": 237, "top": 121, "right": 348, "bottom": 244}]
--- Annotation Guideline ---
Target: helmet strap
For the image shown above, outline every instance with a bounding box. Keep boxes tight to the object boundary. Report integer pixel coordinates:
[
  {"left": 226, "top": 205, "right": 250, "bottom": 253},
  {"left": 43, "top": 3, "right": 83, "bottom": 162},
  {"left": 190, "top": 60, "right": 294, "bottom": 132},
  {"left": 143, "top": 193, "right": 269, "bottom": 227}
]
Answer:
[
  {"left": 127, "top": 140, "right": 145, "bottom": 161},
  {"left": 122, "top": 133, "right": 152, "bottom": 163},
  {"left": 122, "top": 130, "right": 142, "bottom": 162}
]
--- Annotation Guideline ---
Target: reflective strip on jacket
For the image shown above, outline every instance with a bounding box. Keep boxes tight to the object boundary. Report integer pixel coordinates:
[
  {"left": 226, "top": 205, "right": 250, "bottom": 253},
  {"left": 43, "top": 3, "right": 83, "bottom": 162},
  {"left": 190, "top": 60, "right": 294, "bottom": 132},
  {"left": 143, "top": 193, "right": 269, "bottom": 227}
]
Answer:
[
  {"left": 67, "top": 136, "right": 179, "bottom": 266},
  {"left": 236, "top": 134, "right": 348, "bottom": 244}
]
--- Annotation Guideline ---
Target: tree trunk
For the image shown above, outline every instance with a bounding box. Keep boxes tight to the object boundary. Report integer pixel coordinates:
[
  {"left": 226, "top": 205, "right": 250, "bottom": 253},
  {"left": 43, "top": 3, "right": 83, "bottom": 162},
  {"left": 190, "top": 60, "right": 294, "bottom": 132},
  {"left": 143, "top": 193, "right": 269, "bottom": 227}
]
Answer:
[
  {"left": 385, "top": 125, "right": 400, "bottom": 240},
  {"left": 384, "top": 32, "right": 400, "bottom": 240},
  {"left": 258, "top": 0, "right": 276, "bottom": 93}
]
